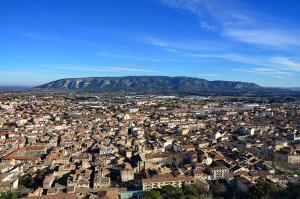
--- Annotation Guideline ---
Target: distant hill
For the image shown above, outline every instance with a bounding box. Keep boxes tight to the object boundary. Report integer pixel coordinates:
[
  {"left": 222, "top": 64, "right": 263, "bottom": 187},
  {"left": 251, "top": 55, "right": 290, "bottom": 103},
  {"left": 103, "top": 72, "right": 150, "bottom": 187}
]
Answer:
[
  {"left": 287, "top": 87, "right": 300, "bottom": 91},
  {"left": 0, "top": 86, "right": 29, "bottom": 91},
  {"left": 35, "top": 76, "right": 288, "bottom": 95}
]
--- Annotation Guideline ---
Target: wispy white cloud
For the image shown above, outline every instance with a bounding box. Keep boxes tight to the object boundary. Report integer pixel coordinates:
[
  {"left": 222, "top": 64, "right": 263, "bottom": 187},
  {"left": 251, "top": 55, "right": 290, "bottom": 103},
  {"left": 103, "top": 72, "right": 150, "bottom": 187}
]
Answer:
[
  {"left": 103, "top": 66, "right": 157, "bottom": 73},
  {"left": 159, "top": 0, "right": 300, "bottom": 49},
  {"left": 191, "top": 53, "right": 262, "bottom": 65},
  {"left": 271, "top": 57, "right": 300, "bottom": 71},
  {"left": 97, "top": 51, "right": 160, "bottom": 62},
  {"left": 97, "top": 51, "right": 180, "bottom": 62},
  {"left": 163, "top": 48, "right": 180, "bottom": 53},
  {"left": 161, "top": 0, "right": 258, "bottom": 28},
  {"left": 155, "top": 0, "right": 300, "bottom": 81},
  {"left": 22, "top": 33, "right": 63, "bottom": 41},
  {"left": 15, "top": 32, "right": 106, "bottom": 48},
  {"left": 143, "top": 36, "right": 228, "bottom": 52},
  {"left": 199, "top": 20, "right": 217, "bottom": 31},
  {"left": 234, "top": 67, "right": 293, "bottom": 78},
  {"left": 143, "top": 34, "right": 300, "bottom": 74},
  {"left": 15, "top": 55, "right": 31, "bottom": 59},
  {"left": 142, "top": 35, "right": 300, "bottom": 71},
  {"left": 143, "top": 37, "right": 169, "bottom": 48},
  {"left": 198, "top": 73, "right": 221, "bottom": 78},
  {"left": 223, "top": 29, "right": 300, "bottom": 49},
  {"left": 251, "top": 67, "right": 291, "bottom": 74},
  {"left": 272, "top": 76, "right": 289, "bottom": 79},
  {"left": 38, "top": 64, "right": 158, "bottom": 73}
]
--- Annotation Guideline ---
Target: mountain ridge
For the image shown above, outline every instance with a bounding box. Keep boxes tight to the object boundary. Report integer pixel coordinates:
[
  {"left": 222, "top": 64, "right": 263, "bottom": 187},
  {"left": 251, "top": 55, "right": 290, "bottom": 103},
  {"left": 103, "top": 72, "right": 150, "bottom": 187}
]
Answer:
[{"left": 35, "top": 76, "right": 287, "bottom": 95}]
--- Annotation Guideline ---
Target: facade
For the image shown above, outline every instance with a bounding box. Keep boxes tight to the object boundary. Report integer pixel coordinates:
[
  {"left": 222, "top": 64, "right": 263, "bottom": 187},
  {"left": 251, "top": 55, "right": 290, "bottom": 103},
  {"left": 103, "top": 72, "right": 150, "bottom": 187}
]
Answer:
[
  {"left": 142, "top": 176, "right": 194, "bottom": 191},
  {"left": 94, "top": 177, "right": 111, "bottom": 189},
  {"left": 121, "top": 164, "right": 134, "bottom": 182},
  {"left": 209, "top": 167, "right": 229, "bottom": 180}
]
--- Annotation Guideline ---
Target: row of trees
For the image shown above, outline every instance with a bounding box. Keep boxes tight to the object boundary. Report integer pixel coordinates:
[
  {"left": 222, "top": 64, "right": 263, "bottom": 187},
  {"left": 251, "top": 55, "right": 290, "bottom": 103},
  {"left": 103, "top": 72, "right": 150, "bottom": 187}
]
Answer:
[
  {"left": 144, "top": 184, "right": 212, "bottom": 199},
  {"left": 144, "top": 179, "right": 300, "bottom": 199}
]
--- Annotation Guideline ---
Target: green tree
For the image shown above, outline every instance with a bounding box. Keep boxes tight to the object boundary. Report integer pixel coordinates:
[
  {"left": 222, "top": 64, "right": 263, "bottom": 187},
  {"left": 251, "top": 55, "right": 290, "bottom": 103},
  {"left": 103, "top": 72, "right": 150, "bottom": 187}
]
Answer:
[
  {"left": 144, "top": 190, "right": 163, "bottom": 199},
  {"left": 35, "top": 169, "right": 43, "bottom": 180},
  {"left": 161, "top": 185, "right": 183, "bottom": 199},
  {"left": 19, "top": 175, "right": 35, "bottom": 188},
  {"left": 0, "top": 191, "right": 18, "bottom": 199},
  {"left": 182, "top": 185, "right": 198, "bottom": 196},
  {"left": 247, "top": 179, "right": 284, "bottom": 199},
  {"left": 35, "top": 167, "right": 49, "bottom": 180},
  {"left": 183, "top": 194, "right": 213, "bottom": 199},
  {"left": 213, "top": 196, "right": 224, "bottom": 199},
  {"left": 183, "top": 196, "right": 199, "bottom": 199}
]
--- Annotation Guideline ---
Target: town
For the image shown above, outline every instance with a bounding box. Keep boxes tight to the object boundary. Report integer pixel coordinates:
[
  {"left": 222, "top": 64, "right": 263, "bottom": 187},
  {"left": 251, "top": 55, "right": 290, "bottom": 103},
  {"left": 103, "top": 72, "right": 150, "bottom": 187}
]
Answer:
[{"left": 0, "top": 92, "right": 300, "bottom": 199}]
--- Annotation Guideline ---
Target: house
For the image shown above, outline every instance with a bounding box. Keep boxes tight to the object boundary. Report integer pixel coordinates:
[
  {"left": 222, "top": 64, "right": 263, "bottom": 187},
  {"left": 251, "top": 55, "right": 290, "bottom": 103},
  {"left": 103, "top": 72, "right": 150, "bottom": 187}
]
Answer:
[
  {"left": 121, "top": 163, "right": 134, "bottom": 182},
  {"left": 209, "top": 166, "right": 229, "bottom": 180},
  {"left": 94, "top": 177, "right": 111, "bottom": 189},
  {"left": 193, "top": 169, "right": 211, "bottom": 181},
  {"left": 142, "top": 175, "right": 194, "bottom": 191},
  {"left": 43, "top": 175, "right": 55, "bottom": 189},
  {"left": 274, "top": 147, "right": 300, "bottom": 164}
]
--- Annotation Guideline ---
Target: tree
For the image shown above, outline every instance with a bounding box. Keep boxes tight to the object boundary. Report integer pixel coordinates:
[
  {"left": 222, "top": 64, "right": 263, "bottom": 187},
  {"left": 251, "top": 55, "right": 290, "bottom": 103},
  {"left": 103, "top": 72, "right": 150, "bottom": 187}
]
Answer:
[
  {"left": 193, "top": 182, "right": 208, "bottom": 195},
  {"left": 161, "top": 185, "right": 183, "bottom": 199},
  {"left": 35, "top": 167, "right": 49, "bottom": 180},
  {"left": 183, "top": 196, "right": 199, "bottom": 199},
  {"left": 227, "top": 178, "right": 249, "bottom": 198},
  {"left": 169, "top": 152, "right": 184, "bottom": 167},
  {"left": 278, "top": 183, "right": 300, "bottom": 198},
  {"left": 144, "top": 190, "right": 163, "bottom": 199},
  {"left": 19, "top": 175, "right": 35, "bottom": 188},
  {"left": 183, "top": 194, "right": 213, "bottom": 199},
  {"left": 247, "top": 179, "right": 284, "bottom": 199},
  {"left": 213, "top": 197, "right": 224, "bottom": 199},
  {"left": 35, "top": 169, "right": 44, "bottom": 180},
  {"left": 210, "top": 181, "right": 227, "bottom": 196},
  {"left": 0, "top": 191, "right": 18, "bottom": 199},
  {"left": 182, "top": 185, "right": 198, "bottom": 196}
]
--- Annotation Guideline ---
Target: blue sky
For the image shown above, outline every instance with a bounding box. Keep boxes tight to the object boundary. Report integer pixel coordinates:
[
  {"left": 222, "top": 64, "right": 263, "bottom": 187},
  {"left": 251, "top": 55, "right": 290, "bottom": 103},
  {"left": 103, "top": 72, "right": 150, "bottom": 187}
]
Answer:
[{"left": 1, "top": 0, "right": 300, "bottom": 87}]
